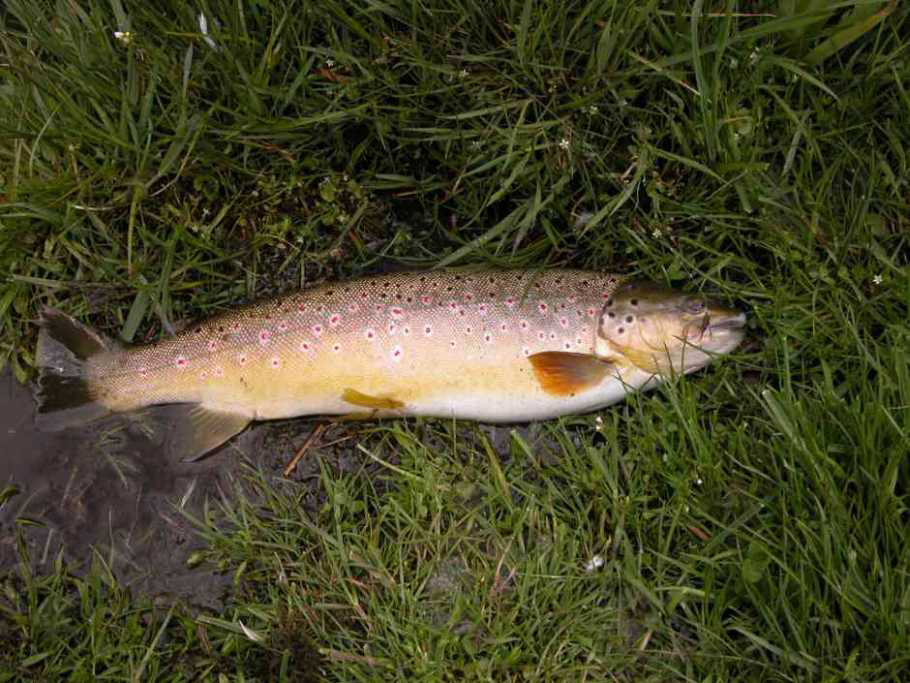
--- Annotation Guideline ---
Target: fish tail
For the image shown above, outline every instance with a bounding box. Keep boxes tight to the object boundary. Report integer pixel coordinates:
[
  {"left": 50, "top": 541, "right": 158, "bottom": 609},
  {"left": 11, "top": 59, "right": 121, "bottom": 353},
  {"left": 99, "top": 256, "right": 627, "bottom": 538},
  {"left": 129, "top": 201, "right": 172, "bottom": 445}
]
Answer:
[{"left": 35, "top": 307, "right": 115, "bottom": 429}]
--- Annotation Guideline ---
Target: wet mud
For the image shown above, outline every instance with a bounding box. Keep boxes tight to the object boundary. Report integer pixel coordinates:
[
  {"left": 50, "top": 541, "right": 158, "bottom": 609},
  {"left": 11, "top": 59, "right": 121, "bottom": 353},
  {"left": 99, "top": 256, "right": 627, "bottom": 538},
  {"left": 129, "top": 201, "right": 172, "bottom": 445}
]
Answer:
[{"left": 0, "top": 368, "right": 284, "bottom": 608}]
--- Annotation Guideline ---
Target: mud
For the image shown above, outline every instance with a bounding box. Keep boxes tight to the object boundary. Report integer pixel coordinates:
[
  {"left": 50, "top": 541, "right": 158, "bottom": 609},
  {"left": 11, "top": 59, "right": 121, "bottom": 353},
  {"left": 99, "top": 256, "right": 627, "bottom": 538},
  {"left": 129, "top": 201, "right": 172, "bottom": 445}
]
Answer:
[{"left": 0, "top": 367, "right": 296, "bottom": 609}]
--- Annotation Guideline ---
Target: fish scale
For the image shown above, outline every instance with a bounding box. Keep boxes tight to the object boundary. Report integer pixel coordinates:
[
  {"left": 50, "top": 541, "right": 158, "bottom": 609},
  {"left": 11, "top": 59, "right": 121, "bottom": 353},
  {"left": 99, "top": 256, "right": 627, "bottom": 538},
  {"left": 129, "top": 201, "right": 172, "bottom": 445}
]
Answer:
[{"left": 35, "top": 268, "right": 746, "bottom": 460}]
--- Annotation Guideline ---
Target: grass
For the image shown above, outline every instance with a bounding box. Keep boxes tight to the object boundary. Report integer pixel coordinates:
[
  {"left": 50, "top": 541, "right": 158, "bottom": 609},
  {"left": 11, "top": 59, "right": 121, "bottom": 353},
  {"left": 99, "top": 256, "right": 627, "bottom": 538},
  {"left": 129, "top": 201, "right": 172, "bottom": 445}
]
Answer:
[{"left": 1, "top": 0, "right": 908, "bottom": 679}]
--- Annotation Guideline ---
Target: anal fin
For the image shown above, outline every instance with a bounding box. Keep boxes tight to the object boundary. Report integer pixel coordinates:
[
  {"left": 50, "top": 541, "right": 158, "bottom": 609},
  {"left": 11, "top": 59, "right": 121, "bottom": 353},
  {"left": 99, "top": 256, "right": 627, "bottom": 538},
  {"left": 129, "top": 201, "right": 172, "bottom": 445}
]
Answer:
[
  {"left": 139, "top": 404, "right": 252, "bottom": 462},
  {"left": 528, "top": 352, "right": 615, "bottom": 397}
]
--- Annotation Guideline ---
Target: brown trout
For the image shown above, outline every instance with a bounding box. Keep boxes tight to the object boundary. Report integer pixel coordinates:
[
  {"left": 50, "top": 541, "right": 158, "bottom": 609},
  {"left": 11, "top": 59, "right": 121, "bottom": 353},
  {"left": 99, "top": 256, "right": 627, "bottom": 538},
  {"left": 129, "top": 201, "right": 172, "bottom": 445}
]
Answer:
[{"left": 35, "top": 269, "right": 746, "bottom": 460}]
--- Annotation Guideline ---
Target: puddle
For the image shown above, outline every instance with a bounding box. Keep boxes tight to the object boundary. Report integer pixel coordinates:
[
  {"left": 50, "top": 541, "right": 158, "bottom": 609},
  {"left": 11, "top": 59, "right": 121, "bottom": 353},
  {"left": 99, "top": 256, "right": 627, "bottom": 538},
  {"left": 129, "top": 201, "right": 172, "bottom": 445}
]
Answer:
[{"left": 0, "top": 367, "right": 274, "bottom": 608}]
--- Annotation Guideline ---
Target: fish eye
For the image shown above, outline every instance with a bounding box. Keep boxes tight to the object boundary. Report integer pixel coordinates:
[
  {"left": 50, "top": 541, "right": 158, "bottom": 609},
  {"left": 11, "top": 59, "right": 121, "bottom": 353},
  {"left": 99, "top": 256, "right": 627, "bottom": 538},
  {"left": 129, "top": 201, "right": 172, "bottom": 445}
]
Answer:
[{"left": 686, "top": 299, "right": 706, "bottom": 314}]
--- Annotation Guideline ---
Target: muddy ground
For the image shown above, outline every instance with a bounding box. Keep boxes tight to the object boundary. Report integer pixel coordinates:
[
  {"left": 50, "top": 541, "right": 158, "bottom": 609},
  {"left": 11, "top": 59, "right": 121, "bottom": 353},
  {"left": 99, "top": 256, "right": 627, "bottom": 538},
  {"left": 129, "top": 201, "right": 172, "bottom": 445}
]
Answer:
[{"left": 0, "top": 367, "right": 326, "bottom": 609}]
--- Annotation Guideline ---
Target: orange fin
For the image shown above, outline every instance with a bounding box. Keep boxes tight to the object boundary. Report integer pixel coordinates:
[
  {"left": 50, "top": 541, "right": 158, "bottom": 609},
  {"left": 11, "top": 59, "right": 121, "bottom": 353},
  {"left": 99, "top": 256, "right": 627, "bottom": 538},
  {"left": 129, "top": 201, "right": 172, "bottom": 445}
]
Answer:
[
  {"left": 341, "top": 388, "right": 404, "bottom": 411},
  {"left": 528, "top": 352, "right": 615, "bottom": 397}
]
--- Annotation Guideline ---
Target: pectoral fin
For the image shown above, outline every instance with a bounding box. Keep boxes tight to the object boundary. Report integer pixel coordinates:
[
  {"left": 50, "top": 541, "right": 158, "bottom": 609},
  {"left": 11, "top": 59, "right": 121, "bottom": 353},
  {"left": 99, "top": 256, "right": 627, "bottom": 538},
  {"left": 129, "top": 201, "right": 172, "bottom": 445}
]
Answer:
[
  {"left": 341, "top": 388, "right": 405, "bottom": 411},
  {"left": 528, "top": 352, "right": 615, "bottom": 397}
]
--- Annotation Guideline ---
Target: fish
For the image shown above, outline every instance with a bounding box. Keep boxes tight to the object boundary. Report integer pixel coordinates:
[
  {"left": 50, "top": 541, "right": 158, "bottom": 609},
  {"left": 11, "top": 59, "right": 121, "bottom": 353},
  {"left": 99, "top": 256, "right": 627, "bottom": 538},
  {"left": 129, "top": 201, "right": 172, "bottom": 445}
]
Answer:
[{"left": 34, "top": 269, "right": 747, "bottom": 460}]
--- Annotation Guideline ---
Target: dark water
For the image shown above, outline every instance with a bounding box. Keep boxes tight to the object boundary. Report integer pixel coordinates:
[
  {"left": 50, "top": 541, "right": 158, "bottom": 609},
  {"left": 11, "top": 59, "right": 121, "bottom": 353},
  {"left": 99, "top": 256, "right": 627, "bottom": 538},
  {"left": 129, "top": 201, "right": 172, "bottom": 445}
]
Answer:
[{"left": 0, "top": 368, "right": 264, "bottom": 607}]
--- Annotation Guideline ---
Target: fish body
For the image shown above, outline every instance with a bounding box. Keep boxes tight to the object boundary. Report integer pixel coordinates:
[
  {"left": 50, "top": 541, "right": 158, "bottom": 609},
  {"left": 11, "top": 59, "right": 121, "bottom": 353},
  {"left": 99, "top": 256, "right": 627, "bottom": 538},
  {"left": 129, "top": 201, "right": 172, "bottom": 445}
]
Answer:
[{"left": 35, "top": 269, "right": 746, "bottom": 460}]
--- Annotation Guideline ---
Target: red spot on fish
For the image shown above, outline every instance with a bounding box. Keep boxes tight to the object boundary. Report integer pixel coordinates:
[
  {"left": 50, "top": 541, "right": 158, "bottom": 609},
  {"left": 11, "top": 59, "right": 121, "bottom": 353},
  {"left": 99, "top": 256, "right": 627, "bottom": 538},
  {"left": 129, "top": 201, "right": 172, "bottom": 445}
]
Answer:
[
  {"left": 259, "top": 329, "right": 271, "bottom": 346},
  {"left": 403, "top": 326, "right": 411, "bottom": 336},
  {"left": 278, "top": 321, "right": 289, "bottom": 332},
  {"left": 332, "top": 343, "right": 341, "bottom": 353},
  {"left": 347, "top": 303, "right": 359, "bottom": 314},
  {"left": 505, "top": 297, "right": 516, "bottom": 308},
  {"left": 207, "top": 339, "right": 217, "bottom": 352},
  {"left": 500, "top": 322, "right": 507, "bottom": 332},
  {"left": 312, "top": 325, "right": 323, "bottom": 337},
  {"left": 458, "top": 308, "right": 466, "bottom": 317},
  {"left": 520, "top": 320, "right": 529, "bottom": 330},
  {"left": 538, "top": 302, "right": 549, "bottom": 314},
  {"left": 299, "top": 342, "right": 311, "bottom": 353},
  {"left": 450, "top": 340, "right": 456, "bottom": 348},
  {"left": 424, "top": 325, "right": 432, "bottom": 336},
  {"left": 465, "top": 326, "right": 473, "bottom": 334},
  {"left": 392, "top": 345, "right": 402, "bottom": 361},
  {"left": 559, "top": 317, "right": 569, "bottom": 328},
  {"left": 365, "top": 328, "right": 376, "bottom": 340},
  {"left": 420, "top": 295, "right": 432, "bottom": 305},
  {"left": 176, "top": 356, "right": 188, "bottom": 369},
  {"left": 390, "top": 307, "right": 404, "bottom": 319},
  {"left": 270, "top": 357, "right": 280, "bottom": 369},
  {"left": 484, "top": 332, "right": 492, "bottom": 343},
  {"left": 329, "top": 314, "right": 341, "bottom": 327},
  {"left": 538, "top": 331, "right": 546, "bottom": 340},
  {"left": 448, "top": 301, "right": 458, "bottom": 312},
  {"left": 238, "top": 354, "right": 248, "bottom": 365},
  {"left": 464, "top": 293, "right": 474, "bottom": 302},
  {"left": 388, "top": 321, "right": 397, "bottom": 334},
  {"left": 375, "top": 304, "right": 384, "bottom": 312},
  {"left": 587, "top": 307, "right": 597, "bottom": 318},
  {"left": 478, "top": 303, "right": 487, "bottom": 315},
  {"left": 298, "top": 303, "right": 307, "bottom": 313}
]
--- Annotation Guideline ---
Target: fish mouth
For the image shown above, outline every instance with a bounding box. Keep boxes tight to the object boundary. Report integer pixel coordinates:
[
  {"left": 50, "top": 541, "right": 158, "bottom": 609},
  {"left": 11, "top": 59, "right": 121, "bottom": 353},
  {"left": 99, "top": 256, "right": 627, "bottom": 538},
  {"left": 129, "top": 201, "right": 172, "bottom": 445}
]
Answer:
[{"left": 707, "top": 310, "right": 747, "bottom": 333}]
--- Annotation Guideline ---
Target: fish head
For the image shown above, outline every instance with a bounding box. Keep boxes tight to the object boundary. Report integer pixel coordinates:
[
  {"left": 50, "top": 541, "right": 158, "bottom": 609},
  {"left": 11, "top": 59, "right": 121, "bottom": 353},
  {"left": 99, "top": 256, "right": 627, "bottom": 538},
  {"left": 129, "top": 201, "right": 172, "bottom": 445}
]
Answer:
[{"left": 596, "top": 281, "right": 746, "bottom": 375}]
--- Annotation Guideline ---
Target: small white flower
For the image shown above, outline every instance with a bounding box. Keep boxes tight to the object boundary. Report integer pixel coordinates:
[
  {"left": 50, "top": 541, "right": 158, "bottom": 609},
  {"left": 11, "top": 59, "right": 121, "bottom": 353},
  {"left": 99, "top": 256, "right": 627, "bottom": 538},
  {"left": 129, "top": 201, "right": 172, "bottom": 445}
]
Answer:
[
  {"left": 872, "top": 274, "right": 883, "bottom": 285},
  {"left": 584, "top": 554, "right": 605, "bottom": 572},
  {"left": 652, "top": 228, "right": 663, "bottom": 239},
  {"left": 695, "top": 477, "right": 703, "bottom": 486},
  {"left": 594, "top": 415, "right": 603, "bottom": 432},
  {"left": 729, "top": 56, "right": 739, "bottom": 68},
  {"left": 749, "top": 48, "right": 760, "bottom": 65},
  {"left": 326, "top": 58, "right": 335, "bottom": 68},
  {"left": 459, "top": 68, "right": 469, "bottom": 79},
  {"left": 113, "top": 31, "right": 133, "bottom": 46},
  {"left": 588, "top": 105, "right": 599, "bottom": 115},
  {"left": 470, "top": 139, "right": 482, "bottom": 149},
  {"left": 558, "top": 138, "right": 570, "bottom": 150},
  {"left": 198, "top": 13, "right": 217, "bottom": 49}
]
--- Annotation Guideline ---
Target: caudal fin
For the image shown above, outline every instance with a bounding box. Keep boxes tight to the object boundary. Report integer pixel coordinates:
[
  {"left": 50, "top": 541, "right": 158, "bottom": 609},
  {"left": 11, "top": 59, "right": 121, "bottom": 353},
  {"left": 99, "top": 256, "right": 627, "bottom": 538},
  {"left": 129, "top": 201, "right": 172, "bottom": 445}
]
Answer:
[{"left": 35, "top": 308, "right": 114, "bottom": 429}]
